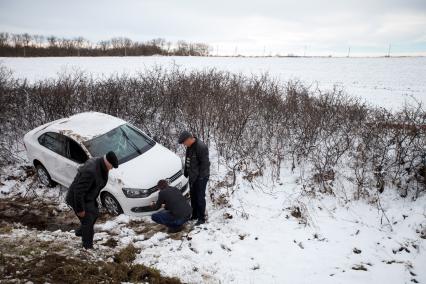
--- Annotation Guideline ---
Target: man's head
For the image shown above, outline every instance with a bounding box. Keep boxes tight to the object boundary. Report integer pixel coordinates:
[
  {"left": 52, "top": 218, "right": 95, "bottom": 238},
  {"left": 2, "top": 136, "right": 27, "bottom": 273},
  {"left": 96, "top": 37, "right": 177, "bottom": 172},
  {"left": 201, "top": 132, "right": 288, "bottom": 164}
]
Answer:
[
  {"left": 104, "top": 151, "right": 118, "bottom": 171},
  {"left": 178, "top": 130, "right": 195, "bottom": 147},
  {"left": 157, "top": 179, "right": 169, "bottom": 190}
]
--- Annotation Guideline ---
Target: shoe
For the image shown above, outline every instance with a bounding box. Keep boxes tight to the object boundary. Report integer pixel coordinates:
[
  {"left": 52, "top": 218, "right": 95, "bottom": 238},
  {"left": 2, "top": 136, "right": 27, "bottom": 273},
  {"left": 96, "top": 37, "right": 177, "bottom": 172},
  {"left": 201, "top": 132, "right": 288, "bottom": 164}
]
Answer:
[
  {"left": 167, "top": 226, "right": 183, "bottom": 233},
  {"left": 75, "top": 228, "right": 82, "bottom": 237},
  {"left": 190, "top": 215, "right": 198, "bottom": 221},
  {"left": 195, "top": 219, "right": 205, "bottom": 226}
]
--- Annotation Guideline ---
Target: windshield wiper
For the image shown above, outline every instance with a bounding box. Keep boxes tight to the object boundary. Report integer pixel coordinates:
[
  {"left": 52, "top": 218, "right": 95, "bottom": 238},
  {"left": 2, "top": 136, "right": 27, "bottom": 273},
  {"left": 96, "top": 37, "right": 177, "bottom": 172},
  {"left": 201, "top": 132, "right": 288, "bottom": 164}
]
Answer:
[{"left": 120, "top": 128, "right": 142, "bottom": 154}]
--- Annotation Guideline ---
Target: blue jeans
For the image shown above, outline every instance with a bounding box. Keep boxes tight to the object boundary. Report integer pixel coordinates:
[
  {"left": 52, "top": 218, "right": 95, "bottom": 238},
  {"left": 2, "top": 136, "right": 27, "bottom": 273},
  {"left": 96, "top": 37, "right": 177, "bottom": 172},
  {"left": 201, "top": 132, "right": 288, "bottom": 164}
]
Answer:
[{"left": 151, "top": 211, "right": 189, "bottom": 229}]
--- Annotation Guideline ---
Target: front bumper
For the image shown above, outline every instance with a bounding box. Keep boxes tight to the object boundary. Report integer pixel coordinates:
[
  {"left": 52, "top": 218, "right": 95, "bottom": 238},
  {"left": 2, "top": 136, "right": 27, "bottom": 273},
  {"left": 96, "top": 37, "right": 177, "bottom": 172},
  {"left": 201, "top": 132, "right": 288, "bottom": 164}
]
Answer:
[
  {"left": 130, "top": 182, "right": 189, "bottom": 213},
  {"left": 117, "top": 175, "right": 189, "bottom": 216}
]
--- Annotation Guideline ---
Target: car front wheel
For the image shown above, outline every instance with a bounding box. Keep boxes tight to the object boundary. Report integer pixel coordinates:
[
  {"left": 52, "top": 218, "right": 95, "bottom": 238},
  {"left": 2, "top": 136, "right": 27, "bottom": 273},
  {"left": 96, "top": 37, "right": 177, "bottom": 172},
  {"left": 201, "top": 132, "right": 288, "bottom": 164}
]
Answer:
[
  {"left": 101, "top": 192, "right": 123, "bottom": 216},
  {"left": 36, "top": 164, "right": 56, "bottom": 187}
]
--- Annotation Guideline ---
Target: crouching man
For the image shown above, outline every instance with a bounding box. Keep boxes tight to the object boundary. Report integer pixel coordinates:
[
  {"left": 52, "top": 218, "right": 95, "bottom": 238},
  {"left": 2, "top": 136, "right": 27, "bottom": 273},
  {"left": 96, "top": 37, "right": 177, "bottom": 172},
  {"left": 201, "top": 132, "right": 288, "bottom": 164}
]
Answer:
[
  {"left": 66, "top": 151, "right": 118, "bottom": 249},
  {"left": 151, "top": 180, "right": 192, "bottom": 233}
]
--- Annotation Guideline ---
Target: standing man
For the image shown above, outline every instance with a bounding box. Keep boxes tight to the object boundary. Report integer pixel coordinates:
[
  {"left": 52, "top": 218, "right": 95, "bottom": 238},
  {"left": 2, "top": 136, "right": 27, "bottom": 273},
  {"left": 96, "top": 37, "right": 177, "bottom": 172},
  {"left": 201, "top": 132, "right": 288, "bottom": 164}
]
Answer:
[
  {"left": 178, "top": 131, "right": 210, "bottom": 225},
  {"left": 151, "top": 179, "right": 192, "bottom": 233},
  {"left": 66, "top": 151, "right": 118, "bottom": 249}
]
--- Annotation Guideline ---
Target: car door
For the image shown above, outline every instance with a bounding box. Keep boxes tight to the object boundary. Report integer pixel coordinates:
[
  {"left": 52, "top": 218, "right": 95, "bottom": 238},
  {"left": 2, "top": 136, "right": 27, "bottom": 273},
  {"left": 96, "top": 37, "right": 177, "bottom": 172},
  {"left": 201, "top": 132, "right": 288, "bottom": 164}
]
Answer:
[
  {"left": 37, "top": 132, "right": 69, "bottom": 184},
  {"left": 61, "top": 137, "right": 89, "bottom": 186}
]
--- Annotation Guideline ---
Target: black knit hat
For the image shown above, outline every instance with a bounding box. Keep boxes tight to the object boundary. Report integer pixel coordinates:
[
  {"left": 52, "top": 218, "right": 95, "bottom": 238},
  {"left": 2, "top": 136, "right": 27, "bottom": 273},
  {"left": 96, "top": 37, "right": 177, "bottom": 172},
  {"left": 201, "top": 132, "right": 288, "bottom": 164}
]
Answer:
[
  {"left": 178, "top": 130, "right": 192, "bottom": 144},
  {"left": 106, "top": 151, "right": 118, "bottom": 168}
]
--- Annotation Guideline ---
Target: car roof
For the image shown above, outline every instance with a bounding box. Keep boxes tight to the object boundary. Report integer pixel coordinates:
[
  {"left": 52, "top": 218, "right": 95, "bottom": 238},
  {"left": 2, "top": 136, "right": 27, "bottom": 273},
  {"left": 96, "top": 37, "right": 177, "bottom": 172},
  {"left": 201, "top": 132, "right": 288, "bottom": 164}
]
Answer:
[{"left": 46, "top": 112, "right": 126, "bottom": 143}]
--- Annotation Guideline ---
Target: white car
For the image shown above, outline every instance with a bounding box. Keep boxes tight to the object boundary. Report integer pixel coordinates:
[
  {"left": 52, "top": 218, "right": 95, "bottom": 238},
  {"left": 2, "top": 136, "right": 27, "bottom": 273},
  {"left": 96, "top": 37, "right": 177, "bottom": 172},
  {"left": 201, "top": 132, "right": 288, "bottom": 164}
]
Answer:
[{"left": 23, "top": 112, "right": 189, "bottom": 216}]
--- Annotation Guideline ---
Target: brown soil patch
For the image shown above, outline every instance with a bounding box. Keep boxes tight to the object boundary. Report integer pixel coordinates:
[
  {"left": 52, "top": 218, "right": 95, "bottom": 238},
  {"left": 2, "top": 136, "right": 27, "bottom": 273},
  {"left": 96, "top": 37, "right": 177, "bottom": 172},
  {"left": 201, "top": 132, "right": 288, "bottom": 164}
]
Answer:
[
  {"left": 0, "top": 243, "right": 181, "bottom": 284},
  {"left": 129, "top": 219, "right": 167, "bottom": 239},
  {"left": 0, "top": 233, "right": 181, "bottom": 284},
  {"left": 0, "top": 197, "right": 79, "bottom": 231},
  {"left": 0, "top": 197, "right": 112, "bottom": 232}
]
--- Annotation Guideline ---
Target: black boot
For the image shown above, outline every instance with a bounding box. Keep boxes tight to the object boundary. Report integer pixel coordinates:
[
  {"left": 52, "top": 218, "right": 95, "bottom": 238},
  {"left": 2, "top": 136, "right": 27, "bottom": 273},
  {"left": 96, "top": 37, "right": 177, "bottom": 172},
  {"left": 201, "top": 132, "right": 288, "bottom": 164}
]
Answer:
[
  {"left": 75, "top": 227, "right": 82, "bottom": 237},
  {"left": 195, "top": 219, "right": 205, "bottom": 226},
  {"left": 83, "top": 244, "right": 94, "bottom": 249}
]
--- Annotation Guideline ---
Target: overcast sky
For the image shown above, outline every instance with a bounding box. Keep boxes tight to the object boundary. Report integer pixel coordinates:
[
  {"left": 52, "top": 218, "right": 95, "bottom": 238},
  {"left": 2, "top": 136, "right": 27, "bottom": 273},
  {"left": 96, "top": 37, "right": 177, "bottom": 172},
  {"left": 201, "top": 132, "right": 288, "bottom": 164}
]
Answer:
[{"left": 0, "top": 0, "right": 425, "bottom": 56}]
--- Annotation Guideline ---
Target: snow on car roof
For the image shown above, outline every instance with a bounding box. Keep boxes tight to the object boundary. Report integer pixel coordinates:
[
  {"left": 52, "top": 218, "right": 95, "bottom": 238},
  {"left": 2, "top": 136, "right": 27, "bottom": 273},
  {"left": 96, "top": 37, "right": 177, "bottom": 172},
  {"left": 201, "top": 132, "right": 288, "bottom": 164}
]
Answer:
[{"left": 47, "top": 112, "right": 126, "bottom": 142}]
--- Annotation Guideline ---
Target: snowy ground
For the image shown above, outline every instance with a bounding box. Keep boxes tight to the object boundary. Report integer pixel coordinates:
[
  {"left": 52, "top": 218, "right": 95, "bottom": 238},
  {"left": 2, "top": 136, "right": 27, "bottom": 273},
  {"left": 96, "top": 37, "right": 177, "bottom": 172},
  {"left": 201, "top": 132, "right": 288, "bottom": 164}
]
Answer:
[
  {"left": 1, "top": 158, "right": 425, "bottom": 284},
  {"left": 134, "top": 166, "right": 426, "bottom": 284},
  {"left": 1, "top": 56, "right": 426, "bottom": 109}
]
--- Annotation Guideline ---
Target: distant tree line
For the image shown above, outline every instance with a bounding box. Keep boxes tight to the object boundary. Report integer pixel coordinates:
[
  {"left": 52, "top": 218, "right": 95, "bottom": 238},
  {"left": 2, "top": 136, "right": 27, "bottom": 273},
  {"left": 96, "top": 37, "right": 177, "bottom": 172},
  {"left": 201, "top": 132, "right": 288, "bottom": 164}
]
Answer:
[{"left": 0, "top": 32, "right": 211, "bottom": 57}]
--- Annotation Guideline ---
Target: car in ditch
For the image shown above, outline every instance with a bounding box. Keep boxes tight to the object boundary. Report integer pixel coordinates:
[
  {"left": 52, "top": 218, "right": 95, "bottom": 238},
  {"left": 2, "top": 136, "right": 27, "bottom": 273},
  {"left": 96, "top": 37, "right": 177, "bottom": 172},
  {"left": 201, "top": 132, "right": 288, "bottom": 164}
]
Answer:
[{"left": 23, "top": 112, "right": 189, "bottom": 216}]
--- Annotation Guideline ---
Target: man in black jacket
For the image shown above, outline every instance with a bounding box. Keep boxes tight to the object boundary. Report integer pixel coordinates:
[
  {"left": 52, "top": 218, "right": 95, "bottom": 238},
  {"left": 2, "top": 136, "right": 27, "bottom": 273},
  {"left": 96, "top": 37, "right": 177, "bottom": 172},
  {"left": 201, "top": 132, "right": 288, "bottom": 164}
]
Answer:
[
  {"left": 178, "top": 131, "right": 210, "bottom": 225},
  {"left": 151, "top": 179, "right": 192, "bottom": 233},
  {"left": 66, "top": 151, "right": 118, "bottom": 249}
]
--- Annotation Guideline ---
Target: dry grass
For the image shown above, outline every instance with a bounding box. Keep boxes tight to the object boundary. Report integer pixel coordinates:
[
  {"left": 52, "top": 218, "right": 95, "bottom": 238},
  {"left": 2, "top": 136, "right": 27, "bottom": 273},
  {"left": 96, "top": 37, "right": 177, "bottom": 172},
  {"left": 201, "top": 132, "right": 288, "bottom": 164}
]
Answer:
[{"left": 0, "top": 236, "right": 181, "bottom": 284}]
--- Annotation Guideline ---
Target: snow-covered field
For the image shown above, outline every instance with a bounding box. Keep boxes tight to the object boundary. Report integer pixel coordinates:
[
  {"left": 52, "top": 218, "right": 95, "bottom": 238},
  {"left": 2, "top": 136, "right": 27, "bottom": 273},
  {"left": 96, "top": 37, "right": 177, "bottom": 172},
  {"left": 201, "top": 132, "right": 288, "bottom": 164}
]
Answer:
[{"left": 1, "top": 56, "right": 426, "bottom": 109}]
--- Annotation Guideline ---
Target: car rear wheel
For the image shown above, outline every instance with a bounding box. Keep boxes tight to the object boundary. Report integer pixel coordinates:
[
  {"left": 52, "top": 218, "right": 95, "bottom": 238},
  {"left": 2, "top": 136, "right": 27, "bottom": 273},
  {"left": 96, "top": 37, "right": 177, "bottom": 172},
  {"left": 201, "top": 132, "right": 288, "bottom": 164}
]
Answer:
[
  {"left": 36, "top": 164, "right": 56, "bottom": 187},
  {"left": 101, "top": 192, "right": 123, "bottom": 216}
]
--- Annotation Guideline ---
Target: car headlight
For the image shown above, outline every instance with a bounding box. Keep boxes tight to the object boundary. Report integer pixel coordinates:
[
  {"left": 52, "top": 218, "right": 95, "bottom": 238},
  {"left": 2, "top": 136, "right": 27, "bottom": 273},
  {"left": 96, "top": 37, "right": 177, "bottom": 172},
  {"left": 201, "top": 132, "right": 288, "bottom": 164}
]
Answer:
[{"left": 122, "top": 187, "right": 154, "bottom": 198}]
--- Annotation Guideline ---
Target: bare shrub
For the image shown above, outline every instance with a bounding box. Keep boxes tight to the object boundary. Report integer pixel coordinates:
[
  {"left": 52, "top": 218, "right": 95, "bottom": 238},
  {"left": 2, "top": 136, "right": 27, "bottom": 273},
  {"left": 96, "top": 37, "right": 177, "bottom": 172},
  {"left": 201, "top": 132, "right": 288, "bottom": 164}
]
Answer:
[{"left": 0, "top": 65, "right": 424, "bottom": 199}]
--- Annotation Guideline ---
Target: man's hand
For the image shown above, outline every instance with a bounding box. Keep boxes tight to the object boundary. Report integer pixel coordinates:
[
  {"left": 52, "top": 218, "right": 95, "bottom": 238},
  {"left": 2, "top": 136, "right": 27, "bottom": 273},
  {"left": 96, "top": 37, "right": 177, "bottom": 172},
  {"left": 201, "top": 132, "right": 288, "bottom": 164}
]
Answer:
[
  {"left": 77, "top": 211, "right": 86, "bottom": 218},
  {"left": 151, "top": 201, "right": 165, "bottom": 209}
]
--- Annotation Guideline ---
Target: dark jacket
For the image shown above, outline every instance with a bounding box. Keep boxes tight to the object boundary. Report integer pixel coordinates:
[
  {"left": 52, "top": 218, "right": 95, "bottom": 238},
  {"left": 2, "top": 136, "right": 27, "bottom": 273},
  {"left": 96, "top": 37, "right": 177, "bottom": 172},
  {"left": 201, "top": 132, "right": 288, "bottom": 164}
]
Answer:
[
  {"left": 154, "top": 186, "right": 192, "bottom": 219},
  {"left": 65, "top": 157, "right": 109, "bottom": 213},
  {"left": 184, "top": 138, "right": 210, "bottom": 184}
]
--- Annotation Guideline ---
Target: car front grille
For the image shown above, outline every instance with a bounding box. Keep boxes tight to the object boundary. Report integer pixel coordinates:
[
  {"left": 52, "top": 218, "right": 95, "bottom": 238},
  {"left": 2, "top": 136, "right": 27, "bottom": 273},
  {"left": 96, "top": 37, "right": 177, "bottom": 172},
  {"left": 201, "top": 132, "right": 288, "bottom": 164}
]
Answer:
[
  {"left": 146, "top": 170, "right": 183, "bottom": 194},
  {"left": 131, "top": 205, "right": 156, "bottom": 213},
  {"left": 168, "top": 170, "right": 183, "bottom": 183}
]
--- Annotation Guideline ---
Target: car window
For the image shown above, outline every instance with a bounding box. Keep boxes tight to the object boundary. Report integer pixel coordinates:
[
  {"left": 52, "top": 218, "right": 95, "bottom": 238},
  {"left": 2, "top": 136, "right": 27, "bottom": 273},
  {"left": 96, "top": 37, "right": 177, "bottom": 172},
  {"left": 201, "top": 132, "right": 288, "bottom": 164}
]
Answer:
[
  {"left": 83, "top": 124, "right": 155, "bottom": 164},
  {"left": 67, "top": 138, "right": 88, "bottom": 164},
  {"left": 38, "top": 132, "right": 67, "bottom": 157}
]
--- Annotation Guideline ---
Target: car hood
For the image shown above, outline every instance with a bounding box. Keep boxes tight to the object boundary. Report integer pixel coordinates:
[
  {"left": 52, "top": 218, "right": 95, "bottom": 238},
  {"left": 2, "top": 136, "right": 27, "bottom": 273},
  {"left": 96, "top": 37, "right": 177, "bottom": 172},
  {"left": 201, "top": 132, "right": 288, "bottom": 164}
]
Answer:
[{"left": 111, "top": 143, "right": 182, "bottom": 189}]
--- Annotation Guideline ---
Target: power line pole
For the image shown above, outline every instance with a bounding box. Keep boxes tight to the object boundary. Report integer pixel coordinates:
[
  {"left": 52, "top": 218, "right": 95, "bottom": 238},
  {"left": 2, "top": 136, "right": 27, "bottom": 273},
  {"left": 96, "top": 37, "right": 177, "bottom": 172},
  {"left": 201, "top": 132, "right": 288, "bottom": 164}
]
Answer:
[
  {"left": 387, "top": 44, "right": 391, "bottom": 57},
  {"left": 347, "top": 47, "right": 351, "bottom": 57}
]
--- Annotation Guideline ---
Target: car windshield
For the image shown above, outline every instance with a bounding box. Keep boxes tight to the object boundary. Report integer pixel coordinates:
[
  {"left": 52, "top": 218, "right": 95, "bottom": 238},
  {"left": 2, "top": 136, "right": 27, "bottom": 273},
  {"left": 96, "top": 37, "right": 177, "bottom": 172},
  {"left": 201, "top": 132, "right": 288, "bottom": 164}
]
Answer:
[{"left": 83, "top": 124, "right": 155, "bottom": 164}]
